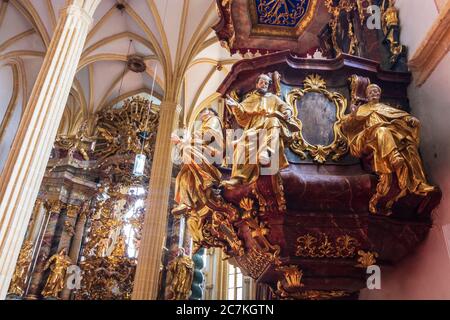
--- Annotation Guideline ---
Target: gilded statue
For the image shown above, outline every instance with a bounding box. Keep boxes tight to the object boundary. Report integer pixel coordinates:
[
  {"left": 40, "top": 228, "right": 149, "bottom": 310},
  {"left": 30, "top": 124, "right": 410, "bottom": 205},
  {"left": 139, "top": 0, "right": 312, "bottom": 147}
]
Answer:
[
  {"left": 342, "top": 84, "right": 435, "bottom": 214},
  {"left": 171, "top": 108, "right": 224, "bottom": 242},
  {"left": 172, "top": 108, "right": 223, "bottom": 214},
  {"left": 56, "top": 119, "right": 96, "bottom": 161},
  {"left": 111, "top": 234, "right": 127, "bottom": 257},
  {"left": 8, "top": 241, "right": 34, "bottom": 296},
  {"left": 166, "top": 248, "right": 194, "bottom": 300},
  {"left": 41, "top": 248, "right": 72, "bottom": 299},
  {"left": 381, "top": 0, "right": 405, "bottom": 66},
  {"left": 223, "top": 73, "right": 301, "bottom": 187}
]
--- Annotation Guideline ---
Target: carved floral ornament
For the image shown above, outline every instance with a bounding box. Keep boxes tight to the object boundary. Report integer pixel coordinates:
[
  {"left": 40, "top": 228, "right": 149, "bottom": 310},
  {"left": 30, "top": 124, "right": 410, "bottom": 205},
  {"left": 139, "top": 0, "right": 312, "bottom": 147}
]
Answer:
[
  {"left": 248, "top": 0, "right": 319, "bottom": 38},
  {"left": 287, "top": 74, "right": 349, "bottom": 163}
]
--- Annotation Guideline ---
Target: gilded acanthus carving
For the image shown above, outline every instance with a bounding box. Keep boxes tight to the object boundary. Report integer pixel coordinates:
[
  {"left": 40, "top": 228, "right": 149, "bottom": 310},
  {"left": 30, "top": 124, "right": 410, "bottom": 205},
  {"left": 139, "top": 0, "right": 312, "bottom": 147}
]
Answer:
[
  {"left": 277, "top": 265, "right": 305, "bottom": 290},
  {"left": 355, "top": 250, "right": 379, "bottom": 268},
  {"left": 274, "top": 265, "right": 350, "bottom": 300},
  {"left": 296, "top": 233, "right": 360, "bottom": 258},
  {"left": 342, "top": 83, "right": 436, "bottom": 214},
  {"left": 288, "top": 74, "right": 349, "bottom": 163}
]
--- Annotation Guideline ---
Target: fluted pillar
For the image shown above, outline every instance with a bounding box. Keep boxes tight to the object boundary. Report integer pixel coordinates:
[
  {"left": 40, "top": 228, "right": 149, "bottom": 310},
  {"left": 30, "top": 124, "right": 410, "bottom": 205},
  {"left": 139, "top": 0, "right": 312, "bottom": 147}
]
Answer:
[
  {"left": 0, "top": 1, "right": 100, "bottom": 299},
  {"left": 132, "top": 101, "right": 181, "bottom": 300},
  {"left": 60, "top": 209, "right": 88, "bottom": 300}
]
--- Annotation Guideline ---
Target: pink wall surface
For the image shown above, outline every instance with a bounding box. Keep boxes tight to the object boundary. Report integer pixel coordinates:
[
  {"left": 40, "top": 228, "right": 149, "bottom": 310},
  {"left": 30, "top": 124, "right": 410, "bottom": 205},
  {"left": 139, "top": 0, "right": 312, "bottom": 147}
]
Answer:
[{"left": 361, "top": 0, "right": 450, "bottom": 299}]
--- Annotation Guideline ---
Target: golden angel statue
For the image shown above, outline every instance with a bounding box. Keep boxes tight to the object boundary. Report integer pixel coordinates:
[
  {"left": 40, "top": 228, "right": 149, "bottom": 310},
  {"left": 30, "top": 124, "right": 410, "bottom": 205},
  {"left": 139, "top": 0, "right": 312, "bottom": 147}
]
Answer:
[
  {"left": 223, "top": 73, "right": 301, "bottom": 187},
  {"left": 8, "top": 241, "right": 34, "bottom": 296},
  {"left": 41, "top": 248, "right": 72, "bottom": 299},
  {"left": 166, "top": 248, "right": 194, "bottom": 300},
  {"left": 342, "top": 84, "right": 435, "bottom": 214}
]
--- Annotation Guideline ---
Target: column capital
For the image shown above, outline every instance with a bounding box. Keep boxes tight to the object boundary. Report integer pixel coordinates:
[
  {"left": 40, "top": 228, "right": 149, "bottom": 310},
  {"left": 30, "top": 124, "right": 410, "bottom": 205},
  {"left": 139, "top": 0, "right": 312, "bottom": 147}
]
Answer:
[
  {"left": 159, "top": 101, "right": 182, "bottom": 113},
  {"left": 64, "top": 4, "right": 93, "bottom": 26}
]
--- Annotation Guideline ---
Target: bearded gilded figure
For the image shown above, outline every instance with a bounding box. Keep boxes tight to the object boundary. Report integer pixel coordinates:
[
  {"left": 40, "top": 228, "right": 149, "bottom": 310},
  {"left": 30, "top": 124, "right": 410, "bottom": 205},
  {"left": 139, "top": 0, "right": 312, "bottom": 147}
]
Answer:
[
  {"left": 223, "top": 73, "right": 302, "bottom": 187},
  {"left": 342, "top": 84, "right": 435, "bottom": 213}
]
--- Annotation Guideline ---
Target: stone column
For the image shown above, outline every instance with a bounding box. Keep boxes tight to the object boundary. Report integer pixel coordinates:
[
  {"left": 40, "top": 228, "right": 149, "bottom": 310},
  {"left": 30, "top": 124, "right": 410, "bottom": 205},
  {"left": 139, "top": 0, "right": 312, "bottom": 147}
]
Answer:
[
  {"left": 0, "top": 0, "right": 100, "bottom": 299},
  {"left": 25, "top": 200, "right": 65, "bottom": 299},
  {"left": 25, "top": 199, "right": 45, "bottom": 244},
  {"left": 68, "top": 209, "right": 88, "bottom": 263},
  {"left": 132, "top": 101, "right": 181, "bottom": 300},
  {"left": 57, "top": 204, "right": 81, "bottom": 253},
  {"left": 60, "top": 209, "right": 88, "bottom": 300}
]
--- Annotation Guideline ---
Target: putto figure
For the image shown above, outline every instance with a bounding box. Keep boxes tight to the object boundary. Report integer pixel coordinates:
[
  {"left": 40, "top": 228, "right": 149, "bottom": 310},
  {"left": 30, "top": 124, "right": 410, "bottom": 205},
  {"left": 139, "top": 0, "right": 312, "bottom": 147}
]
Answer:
[
  {"left": 41, "top": 248, "right": 72, "bottom": 299},
  {"left": 342, "top": 84, "right": 435, "bottom": 214},
  {"left": 223, "top": 73, "right": 301, "bottom": 187}
]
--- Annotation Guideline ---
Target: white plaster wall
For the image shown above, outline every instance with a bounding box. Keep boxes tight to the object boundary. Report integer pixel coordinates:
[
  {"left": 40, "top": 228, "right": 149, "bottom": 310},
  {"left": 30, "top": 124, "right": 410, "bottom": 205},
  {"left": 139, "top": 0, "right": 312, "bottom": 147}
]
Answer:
[
  {"left": 0, "top": 86, "right": 23, "bottom": 173},
  {"left": 0, "top": 65, "right": 13, "bottom": 120},
  {"left": 396, "top": 0, "right": 439, "bottom": 55}
]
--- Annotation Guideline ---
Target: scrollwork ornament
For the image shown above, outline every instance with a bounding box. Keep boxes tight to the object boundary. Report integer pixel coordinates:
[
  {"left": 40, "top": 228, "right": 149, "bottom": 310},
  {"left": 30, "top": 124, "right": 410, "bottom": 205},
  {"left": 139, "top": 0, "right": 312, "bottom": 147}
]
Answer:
[{"left": 288, "top": 74, "right": 349, "bottom": 163}]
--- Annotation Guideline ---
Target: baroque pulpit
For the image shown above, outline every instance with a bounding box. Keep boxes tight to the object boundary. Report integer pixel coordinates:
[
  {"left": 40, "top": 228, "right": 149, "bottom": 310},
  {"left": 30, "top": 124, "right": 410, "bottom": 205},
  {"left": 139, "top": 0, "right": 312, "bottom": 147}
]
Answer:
[{"left": 172, "top": 51, "right": 441, "bottom": 300}]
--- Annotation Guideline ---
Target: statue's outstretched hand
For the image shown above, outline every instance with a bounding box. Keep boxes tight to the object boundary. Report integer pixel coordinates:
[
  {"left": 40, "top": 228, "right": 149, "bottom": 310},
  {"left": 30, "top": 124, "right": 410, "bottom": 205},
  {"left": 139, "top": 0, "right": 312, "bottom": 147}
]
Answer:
[
  {"left": 281, "top": 110, "right": 291, "bottom": 120},
  {"left": 407, "top": 116, "right": 420, "bottom": 128},
  {"left": 225, "top": 95, "right": 239, "bottom": 108}
]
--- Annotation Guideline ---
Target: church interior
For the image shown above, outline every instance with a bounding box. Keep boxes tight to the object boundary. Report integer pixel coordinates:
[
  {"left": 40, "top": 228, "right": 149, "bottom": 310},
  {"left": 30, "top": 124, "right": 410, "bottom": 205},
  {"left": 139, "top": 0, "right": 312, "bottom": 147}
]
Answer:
[{"left": 0, "top": 0, "right": 449, "bottom": 301}]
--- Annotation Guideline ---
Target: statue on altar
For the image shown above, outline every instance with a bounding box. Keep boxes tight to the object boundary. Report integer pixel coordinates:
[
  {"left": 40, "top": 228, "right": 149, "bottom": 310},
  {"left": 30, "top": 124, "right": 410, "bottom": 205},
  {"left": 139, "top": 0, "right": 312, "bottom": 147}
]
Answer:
[
  {"left": 41, "top": 248, "right": 72, "bottom": 299},
  {"left": 56, "top": 119, "right": 96, "bottom": 161},
  {"left": 166, "top": 248, "right": 194, "bottom": 300},
  {"left": 223, "top": 73, "right": 302, "bottom": 187},
  {"left": 342, "top": 84, "right": 435, "bottom": 214},
  {"left": 381, "top": 0, "right": 406, "bottom": 67},
  {"left": 8, "top": 241, "right": 34, "bottom": 296}
]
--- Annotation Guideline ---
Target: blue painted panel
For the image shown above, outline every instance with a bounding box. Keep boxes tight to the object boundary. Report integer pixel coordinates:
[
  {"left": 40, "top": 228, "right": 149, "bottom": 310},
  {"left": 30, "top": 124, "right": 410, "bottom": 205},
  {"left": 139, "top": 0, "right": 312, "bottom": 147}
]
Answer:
[{"left": 255, "top": 0, "right": 312, "bottom": 27}]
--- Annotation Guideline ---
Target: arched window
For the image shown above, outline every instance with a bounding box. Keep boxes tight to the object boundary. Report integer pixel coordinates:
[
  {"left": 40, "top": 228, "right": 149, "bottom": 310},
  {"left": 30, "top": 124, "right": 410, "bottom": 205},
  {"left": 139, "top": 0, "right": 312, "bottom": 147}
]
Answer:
[{"left": 227, "top": 265, "right": 243, "bottom": 300}]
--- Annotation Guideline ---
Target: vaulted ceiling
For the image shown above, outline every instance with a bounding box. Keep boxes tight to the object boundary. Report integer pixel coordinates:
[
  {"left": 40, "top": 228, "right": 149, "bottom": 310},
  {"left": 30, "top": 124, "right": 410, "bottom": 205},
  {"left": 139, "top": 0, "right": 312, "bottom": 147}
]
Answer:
[{"left": 0, "top": 0, "right": 240, "bottom": 135}]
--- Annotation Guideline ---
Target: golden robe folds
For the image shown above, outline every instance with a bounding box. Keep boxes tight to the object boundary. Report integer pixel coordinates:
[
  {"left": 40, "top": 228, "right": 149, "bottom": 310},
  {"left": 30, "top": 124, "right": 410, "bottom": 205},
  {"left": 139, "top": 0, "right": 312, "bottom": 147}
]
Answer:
[
  {"left": 343, "top": 101, "right": 434, "bottom": 212},
  {"left": 230, "top": 91, "right": 300, "bottom": 185}
]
